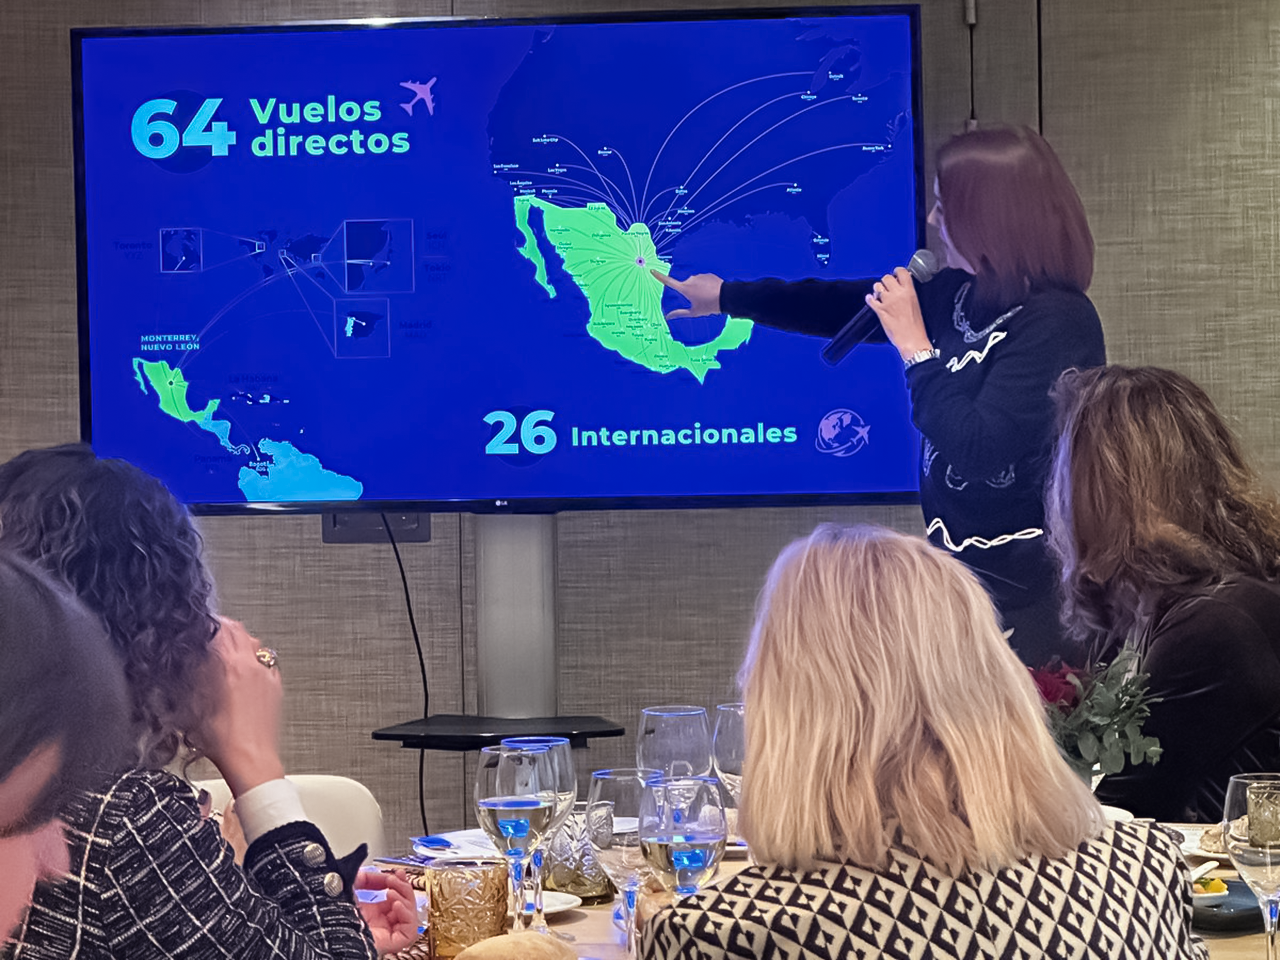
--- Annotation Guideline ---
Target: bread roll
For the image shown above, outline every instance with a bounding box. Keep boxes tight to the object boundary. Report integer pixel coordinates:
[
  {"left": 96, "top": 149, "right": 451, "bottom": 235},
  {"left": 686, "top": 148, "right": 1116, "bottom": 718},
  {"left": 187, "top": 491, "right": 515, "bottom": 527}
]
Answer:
[{"left": 454, "top": 932, "right": 577, "bottom": 960}]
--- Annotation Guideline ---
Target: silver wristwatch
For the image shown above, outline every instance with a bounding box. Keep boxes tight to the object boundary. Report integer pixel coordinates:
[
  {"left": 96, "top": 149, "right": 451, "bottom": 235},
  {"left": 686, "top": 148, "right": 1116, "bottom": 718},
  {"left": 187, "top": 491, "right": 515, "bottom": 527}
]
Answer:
[{"left": 903, "top": 347, "right": 940, "bottom": 369}]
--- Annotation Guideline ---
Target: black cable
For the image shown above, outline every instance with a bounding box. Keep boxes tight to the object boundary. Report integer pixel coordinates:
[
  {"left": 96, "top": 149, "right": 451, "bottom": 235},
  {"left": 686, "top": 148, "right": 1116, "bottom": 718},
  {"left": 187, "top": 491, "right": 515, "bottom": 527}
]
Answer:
[
  {"left": 1035, "top": 0, "right": 1044, "bottom": 134},
  {"left": 418, "top": 748, "right": 428, "bottom": 838},
  {"left": 382, "top": 511, "right": 430, "bottom": 835},
  {"left": 968, "top": 16, "right": 977, "bottom": 125}
]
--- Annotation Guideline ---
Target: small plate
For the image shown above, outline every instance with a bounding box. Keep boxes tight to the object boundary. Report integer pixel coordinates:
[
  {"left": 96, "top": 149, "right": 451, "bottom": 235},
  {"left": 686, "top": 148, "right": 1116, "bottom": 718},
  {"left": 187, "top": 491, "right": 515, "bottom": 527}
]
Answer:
[
  {"left": 541, "top": 891, "right": 583, "bottom": 916},
  {"left": 513, "top": 891, "right": 582, "bottom": 919},
  {"left": 1193, "top": 879, "right": 1264, "bottom": 932},
  {"left": 1177, "top": 826, "right": 1225, "bottom": 860},
  {"left": 1192, "top": 889, "right": 1230, "bottom": 907}
]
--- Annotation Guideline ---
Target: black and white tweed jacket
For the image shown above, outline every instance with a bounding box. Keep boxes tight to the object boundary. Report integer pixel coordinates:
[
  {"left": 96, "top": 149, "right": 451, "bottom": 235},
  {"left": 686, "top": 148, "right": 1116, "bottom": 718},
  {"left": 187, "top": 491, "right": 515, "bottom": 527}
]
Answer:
[
  {"left": 3, "top": 769, "right": 377, "bottom": 960},
  {"left": 642, "top": 821, "right": 1208, "bottom": 960}
]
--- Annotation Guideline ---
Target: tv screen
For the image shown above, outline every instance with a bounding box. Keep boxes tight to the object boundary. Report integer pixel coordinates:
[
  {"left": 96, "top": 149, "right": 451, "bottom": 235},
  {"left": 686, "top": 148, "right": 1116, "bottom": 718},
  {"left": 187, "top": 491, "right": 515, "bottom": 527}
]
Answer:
[{"left": 73, "top": 7, "right": 923, "bottom": 513}]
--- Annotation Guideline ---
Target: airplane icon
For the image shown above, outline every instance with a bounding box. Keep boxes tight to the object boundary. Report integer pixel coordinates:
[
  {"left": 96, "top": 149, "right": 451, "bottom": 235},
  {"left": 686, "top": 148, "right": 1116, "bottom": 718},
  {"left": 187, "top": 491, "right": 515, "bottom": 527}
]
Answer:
[
  {"left": 400, "top": 79, "right": 437, "bottom": 117},
  {"left": 851, "top": 423, "right": 871, "bottom": 444}
]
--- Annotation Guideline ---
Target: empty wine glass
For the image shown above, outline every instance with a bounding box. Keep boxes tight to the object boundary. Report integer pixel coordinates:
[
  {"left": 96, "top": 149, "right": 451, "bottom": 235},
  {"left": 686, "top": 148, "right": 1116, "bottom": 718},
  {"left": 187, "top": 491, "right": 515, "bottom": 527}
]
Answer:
[
  {"left": 1224, "top": 773, "right": 1280, "bottom": 959},
  {"left": 712, "top": 703, "right": 745, "bottom": 804},
  {"left": 639, "top": 774, "right": 727, "bottom": 900},
  {"left": 501, "top": 735, "right": 577, "bottom": 935},
  {"left": 474, "top": 744, "right": 556, "bottom": 933},
  {"left": 637, "top": 704, "right": 712, "bottom": 777},
  {"left": 587, "top": 768, "right": 658, "bottom": 960}
]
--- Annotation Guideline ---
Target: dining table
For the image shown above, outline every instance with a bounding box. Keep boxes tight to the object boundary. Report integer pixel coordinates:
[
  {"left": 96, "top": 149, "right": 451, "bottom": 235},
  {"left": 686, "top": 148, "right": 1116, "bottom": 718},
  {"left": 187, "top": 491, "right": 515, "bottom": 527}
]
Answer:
[
  {"left": 399, "top": 824, "right": 1270, "bottom": 959},
  {"left": 545, "top": 846, "right": 1271, "bottom": 959}
]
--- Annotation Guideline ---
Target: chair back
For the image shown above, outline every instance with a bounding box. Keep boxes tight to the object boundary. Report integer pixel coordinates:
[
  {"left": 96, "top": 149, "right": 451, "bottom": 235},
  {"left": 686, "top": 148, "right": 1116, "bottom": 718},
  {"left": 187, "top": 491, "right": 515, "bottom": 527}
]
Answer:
[{"left": 193, "top": 774, "right": 386, "bottom": 862}]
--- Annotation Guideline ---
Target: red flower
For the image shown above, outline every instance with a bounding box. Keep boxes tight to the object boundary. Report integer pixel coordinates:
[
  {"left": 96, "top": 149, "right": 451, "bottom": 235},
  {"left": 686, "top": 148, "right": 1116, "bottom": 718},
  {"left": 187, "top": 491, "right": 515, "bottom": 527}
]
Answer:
[{"left": 1029, "top": 658, "right": 1086, "bottom": 710}]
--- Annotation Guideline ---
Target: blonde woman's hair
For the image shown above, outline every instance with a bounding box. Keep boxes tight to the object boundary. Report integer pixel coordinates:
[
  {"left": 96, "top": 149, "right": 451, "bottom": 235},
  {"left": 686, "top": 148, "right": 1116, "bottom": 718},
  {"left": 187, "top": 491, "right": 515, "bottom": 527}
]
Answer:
[{"left": 737, "top": 524, "right": 1102, "bottom": 875}]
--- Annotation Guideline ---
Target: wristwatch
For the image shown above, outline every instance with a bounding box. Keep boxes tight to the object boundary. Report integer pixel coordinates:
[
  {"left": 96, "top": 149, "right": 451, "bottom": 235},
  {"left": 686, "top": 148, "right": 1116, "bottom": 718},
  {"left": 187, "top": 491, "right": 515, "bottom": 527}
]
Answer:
[{"left": 903, "top": 347, "right": 940, "bottom": 369}]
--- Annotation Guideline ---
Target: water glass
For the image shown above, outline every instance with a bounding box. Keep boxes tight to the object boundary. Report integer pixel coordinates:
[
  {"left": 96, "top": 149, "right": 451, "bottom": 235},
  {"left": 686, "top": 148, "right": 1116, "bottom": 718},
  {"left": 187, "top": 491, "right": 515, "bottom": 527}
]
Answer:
[
  {"left": 637, "top": 704, "right": 712, "bottom": 777},
  {"left": 639, "top": 774, "right": 727, "bottom": 900},
  {"left": 424, "top": 858, "right": 509, "bottom": 958},
  {"left": 1224, "top": 773, "right": 1280, "bottom": 959}
]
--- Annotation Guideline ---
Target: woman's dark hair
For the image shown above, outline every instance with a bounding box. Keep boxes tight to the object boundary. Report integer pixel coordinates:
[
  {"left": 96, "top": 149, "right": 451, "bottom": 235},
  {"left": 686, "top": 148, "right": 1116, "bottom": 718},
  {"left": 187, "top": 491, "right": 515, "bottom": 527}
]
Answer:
[
  {"left": 937, "top": 125, "right": 1094, "bottom": 311},
  {"left": 0, "top": 445, "right": 219, "bottom": 769},
  {"left": 0, "top": 552, "right": 127, "bottom": 827},
  {"left": 1046, "top": 365, "right": 1280, "bottom": 648}
]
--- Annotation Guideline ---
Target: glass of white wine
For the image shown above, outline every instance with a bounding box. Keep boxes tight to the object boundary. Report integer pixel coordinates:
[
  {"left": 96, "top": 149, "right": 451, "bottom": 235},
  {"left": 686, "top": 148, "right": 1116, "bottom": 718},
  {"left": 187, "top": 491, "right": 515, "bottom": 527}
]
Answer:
[
  {"left": 474, "top": 744, "right": 557, "bottom": 933},
  {"left": 639, "top": 775, "right": 727, "bottom": 901},
  {"left": 587, "top": 768, "right": 659, "bottom": 960},
  {"left": 500, "top": 736, "right": 577, "bottom": 936},
  {"left": 1224, "top": 773, "right": 1280, "bottom": 960}
]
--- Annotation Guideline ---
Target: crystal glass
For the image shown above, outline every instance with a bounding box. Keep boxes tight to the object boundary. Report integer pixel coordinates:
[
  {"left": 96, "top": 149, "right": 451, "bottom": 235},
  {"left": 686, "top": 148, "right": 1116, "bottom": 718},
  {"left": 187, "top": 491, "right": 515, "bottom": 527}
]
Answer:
[
  {"left": 1224, "top": 773, "right": 1280, "bottom": 959},
  {"left": 712, "top": 703, "right": 745, "bottom": 804},
  {"left": 587, "top": 768, "right": 659, "bottom": 960},
  {"left": 424, "top": 858, "right": 509, "bottom": 958},
  {"left": 544, "top": 799, "right": 615, "bottom": 904},
  {"left": 500, "top": 735, "right": 577, "bottom": 935},
  {"left": 637, "top": 705, "right": 712, "bottom": 777},
  {"left": 474, "top": 744, "right": 556, "bottom": 933},
  {"left": 639, "top": 774, "right": 727, "bottom": 900}
]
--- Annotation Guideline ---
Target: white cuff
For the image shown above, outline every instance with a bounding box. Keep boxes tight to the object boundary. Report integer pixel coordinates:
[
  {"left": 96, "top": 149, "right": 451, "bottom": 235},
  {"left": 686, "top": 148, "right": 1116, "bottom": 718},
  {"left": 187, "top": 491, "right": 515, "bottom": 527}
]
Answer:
[{"left": 234, "top": 778, "right": 309, "bottom": 844}]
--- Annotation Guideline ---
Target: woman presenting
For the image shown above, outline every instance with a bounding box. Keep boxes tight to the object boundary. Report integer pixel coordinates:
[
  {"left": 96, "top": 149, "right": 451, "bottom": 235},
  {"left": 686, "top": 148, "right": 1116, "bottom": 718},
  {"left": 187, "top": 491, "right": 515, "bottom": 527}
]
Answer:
[{"left": 655, "top": 126, "right": 1104, "bottom": 667}]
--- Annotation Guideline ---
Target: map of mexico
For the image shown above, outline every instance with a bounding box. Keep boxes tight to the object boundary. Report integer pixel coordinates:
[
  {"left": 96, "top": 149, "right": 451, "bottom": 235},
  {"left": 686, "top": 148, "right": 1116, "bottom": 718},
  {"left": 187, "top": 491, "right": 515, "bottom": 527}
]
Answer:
[{"left": 513, "top": 197, "right": 753, "bottom": 382}]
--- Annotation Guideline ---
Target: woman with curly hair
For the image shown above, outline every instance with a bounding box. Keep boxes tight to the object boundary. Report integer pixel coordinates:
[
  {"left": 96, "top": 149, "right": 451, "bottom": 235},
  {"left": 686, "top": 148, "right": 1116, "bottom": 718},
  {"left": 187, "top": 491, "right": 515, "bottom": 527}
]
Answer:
[
  {"left": 0, "top": 445, "right": 414, "bottom": 959},
  {"left": 1047, "top": 365, "right": 1280, "bottom": 822}
]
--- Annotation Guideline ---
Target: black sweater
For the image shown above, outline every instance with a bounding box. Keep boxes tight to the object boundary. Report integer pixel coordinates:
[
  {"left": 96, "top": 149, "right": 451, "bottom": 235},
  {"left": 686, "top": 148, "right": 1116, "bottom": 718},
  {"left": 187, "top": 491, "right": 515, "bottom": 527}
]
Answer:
[
  {"left": 721, "top": 270, "right": 1106, "bottom": 665},
  {"left": 1094, "top": 579, "right": 1280, "bottom": 823}
]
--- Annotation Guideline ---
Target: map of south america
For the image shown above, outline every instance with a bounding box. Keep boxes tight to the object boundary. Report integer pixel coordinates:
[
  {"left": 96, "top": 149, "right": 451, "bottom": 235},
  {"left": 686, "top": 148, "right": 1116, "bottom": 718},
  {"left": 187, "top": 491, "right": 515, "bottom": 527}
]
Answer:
[
  {"left": 132, "top": 358, "right": 363, "bottom": 500},
  {"left": 513, "top": 197, "right": 753, "bottom": 384}
]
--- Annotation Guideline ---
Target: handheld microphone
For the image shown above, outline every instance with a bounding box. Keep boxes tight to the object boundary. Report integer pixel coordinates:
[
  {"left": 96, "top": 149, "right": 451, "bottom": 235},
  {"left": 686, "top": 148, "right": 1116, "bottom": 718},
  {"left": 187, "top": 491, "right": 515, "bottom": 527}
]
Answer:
[{"left": 820, "top": 249, "right": 939, "bottom": 366}]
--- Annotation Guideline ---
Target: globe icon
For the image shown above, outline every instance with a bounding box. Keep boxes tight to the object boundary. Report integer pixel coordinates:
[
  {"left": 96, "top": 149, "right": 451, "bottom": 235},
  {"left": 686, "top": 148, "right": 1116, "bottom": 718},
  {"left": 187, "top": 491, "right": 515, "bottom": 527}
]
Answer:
[{"left": 815, "top": 408, "right": 870, "bottom": 457}]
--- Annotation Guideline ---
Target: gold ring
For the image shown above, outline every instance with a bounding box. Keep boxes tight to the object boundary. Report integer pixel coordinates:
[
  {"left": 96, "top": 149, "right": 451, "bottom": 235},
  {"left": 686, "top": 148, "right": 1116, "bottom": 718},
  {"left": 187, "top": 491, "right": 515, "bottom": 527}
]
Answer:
[{"left": 255, "top": 647, "right": 279, "bottom": 670}]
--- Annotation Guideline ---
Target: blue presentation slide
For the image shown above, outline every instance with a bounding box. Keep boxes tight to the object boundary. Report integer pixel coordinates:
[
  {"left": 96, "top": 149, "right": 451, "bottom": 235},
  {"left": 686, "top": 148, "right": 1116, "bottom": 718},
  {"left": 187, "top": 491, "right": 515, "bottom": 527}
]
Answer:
[{"left": 77, "top": 11, "right": 921, "bottom": 507}]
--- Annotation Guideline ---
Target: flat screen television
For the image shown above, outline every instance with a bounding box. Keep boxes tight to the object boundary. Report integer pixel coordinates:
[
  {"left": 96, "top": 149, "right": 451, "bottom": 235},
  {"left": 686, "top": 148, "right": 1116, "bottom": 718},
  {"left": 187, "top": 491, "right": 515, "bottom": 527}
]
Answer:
[{"left": 72, "top": 6, "right": 924, "bottom": 514}]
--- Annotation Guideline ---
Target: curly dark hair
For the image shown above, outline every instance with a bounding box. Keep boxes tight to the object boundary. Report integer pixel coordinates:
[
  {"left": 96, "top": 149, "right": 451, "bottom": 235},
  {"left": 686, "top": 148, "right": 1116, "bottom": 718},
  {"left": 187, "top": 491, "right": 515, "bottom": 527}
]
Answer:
[
  {"left": 1046, "top": 366, "right": 1280, "bottom": 651},
  {"left": 0, "top": 444, "right": 220, "bottom": 769}
]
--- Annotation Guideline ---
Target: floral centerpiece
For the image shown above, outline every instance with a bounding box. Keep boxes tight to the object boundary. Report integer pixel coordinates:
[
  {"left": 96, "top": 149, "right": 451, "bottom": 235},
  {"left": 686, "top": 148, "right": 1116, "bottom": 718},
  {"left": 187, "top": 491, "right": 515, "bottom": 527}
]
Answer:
[{"left": 1029, "top": 650, "right": 1162, "bottom": 782}]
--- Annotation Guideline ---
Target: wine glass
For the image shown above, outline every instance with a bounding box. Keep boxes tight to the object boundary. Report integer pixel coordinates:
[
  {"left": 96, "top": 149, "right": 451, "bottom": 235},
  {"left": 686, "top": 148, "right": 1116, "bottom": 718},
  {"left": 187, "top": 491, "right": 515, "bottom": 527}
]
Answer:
[
  {"left": 587, "top": 768, "right": 658, "bottom": 960},
  {"left": 712, "top": 703, "right": 745, "bottom": 804},
  {"left": 501, "top": 736, "right": 577, "bottom": 935},
  {"left": 713, "top": 702, "right": 745, "bottom": 846},
  {"left": 474, "top": 744, "right": 556, "bottom": 933},
  {"left": 637, "top": 704, "right": 712, "bottom": 777},
  {"left": 639, "top": 775, "right": 727, "bottom": 900},
  {"left": 1225, "top": 773, "right": 1280, "bottom": 959}
]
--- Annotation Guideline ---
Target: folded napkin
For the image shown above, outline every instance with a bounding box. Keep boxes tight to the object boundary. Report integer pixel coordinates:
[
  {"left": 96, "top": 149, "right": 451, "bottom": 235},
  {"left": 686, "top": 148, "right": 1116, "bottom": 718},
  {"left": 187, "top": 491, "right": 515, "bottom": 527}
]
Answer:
[{"left": 413, "top": 828, "right": 501, "bottom": 860}]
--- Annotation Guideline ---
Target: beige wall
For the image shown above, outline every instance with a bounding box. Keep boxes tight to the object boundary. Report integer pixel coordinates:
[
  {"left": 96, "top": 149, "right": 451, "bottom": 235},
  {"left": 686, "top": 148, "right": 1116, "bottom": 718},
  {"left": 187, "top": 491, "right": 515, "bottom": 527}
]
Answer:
[{"left": 5, "top": 0, "right": 1271, "bottom": 845}]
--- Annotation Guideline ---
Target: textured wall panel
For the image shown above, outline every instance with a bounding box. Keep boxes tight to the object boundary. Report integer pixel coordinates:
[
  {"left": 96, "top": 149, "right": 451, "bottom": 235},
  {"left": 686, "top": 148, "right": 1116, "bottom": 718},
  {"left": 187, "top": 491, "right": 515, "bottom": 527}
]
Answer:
[
  {"left": 555, "top": 503, "right": 925, "bottom": 779},
  {"left": 1041, "top": 0, "right": 1280, "bottom": 480}
]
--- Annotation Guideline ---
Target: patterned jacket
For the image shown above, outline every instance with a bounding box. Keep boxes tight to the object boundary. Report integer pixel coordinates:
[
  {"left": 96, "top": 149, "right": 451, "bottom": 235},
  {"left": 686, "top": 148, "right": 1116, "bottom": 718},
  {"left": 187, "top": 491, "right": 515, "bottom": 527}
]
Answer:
[
  {"left": 3, "top": 769, "right": 377, "bottom": 960},
  {"left": 641, "top": 821, "right": 1207, "bottom": 960}
]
